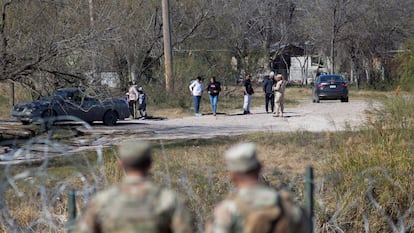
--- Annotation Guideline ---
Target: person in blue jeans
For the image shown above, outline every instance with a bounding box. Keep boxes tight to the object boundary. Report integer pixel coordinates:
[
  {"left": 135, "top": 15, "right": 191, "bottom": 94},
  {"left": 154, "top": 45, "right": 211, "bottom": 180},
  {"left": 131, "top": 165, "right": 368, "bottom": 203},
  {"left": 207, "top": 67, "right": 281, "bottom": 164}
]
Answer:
[
  {"left": 189, "top": 76, "right": 204, "bottom": 116},
  {"left": 206, "top": 76, "right": 221, "bottom": 116}
]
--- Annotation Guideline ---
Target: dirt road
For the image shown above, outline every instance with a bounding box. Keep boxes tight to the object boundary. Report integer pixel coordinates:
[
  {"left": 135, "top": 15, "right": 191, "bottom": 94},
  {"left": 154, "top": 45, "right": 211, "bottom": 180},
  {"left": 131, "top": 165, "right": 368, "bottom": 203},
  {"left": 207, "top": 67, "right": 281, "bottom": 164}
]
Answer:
[
  {"left": 0, "top": 99, "right": 374, "bottom": 163},
  {"left": 91, "top": 99, "right": 372, "bottom": 144}
]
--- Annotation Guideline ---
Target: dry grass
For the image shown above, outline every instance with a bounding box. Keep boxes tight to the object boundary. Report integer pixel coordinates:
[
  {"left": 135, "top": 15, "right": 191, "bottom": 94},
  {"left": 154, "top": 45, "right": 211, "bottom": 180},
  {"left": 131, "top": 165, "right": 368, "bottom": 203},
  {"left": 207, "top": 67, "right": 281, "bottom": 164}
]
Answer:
[
  {"left": 0, "top": 83, "right": 33, "bottom": 119},
  {"left": 0, "top": 131, "right": 333, "bottom": 232},
  {"left": 319, "top": 94, "right": 414, "bottom": 232},
  {"left": 0, "top": 84, "right": 15, "bottom": 119},
  {"left": 1, "top": 82, "right": 412, "bottom": 232},
  {"left": 2, "top": 114, "right": 413, "bottom": 232}
]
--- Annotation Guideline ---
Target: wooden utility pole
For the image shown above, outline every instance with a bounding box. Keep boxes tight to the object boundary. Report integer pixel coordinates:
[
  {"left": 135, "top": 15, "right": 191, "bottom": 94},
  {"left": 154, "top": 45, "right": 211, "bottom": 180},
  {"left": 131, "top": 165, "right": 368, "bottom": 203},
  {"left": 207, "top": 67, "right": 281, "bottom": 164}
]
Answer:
[
  {"left": 162, "top": 0, "right": 173, "bottom": 93},
  {"left": 88, "top": 0, "right": 97, "bottom": 81},
  {"left": 1, "top": 1, "right": 13, "bottom": 107},
  {"left": 331, "top": 8, "right": 336, "bottom": 74}
]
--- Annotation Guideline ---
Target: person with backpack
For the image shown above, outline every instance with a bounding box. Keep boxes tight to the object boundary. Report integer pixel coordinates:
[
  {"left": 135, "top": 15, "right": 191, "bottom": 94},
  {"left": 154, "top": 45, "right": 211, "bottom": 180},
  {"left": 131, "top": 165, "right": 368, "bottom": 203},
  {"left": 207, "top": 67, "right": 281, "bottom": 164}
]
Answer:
[
  {"left": 74, "top": 140, "right": 193, "bottom": 233},
  {"left": 205, "top": 142, "right": 311, "bottom": 233},
  {"left": 206, "top": 76, "right": 221, "bottom": 116}
]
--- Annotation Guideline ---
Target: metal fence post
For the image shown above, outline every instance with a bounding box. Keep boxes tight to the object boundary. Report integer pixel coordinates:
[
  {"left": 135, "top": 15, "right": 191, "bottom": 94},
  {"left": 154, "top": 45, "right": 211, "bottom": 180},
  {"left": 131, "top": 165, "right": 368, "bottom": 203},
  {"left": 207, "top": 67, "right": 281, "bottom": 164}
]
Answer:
[
  {"left": 305, "top": 166, "right": 314, "bottom": 232},
  {"left": 67, "top": 189, "right": 77, "bottom": 233}
]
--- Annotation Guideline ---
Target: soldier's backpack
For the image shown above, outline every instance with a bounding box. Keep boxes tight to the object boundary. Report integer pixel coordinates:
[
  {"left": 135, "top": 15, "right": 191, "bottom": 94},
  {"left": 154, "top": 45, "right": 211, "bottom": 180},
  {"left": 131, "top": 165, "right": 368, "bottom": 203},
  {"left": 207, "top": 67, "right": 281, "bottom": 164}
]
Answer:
[
  {"left": 233, "top": 189, "right": 311, "bottom": 233},
  {"left": 98, "top": 184, "right": 178, "bottom": 233}
]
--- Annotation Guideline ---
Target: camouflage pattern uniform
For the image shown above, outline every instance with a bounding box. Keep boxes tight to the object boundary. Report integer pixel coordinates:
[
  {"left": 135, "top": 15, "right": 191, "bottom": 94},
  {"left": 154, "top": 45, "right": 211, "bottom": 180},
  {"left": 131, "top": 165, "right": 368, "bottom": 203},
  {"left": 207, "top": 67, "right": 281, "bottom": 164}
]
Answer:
[
  {"left": 205, "top": 142, "right": 311, "bottom": 233},
  {"left": 74, "top": 177, "right": 192, "bottom": 233},
  {"left": 74, "top": 140, "right": 192, "bottom": 233},
  {"left": 206, "top": 184, "right": 310, "bottom": 233}
]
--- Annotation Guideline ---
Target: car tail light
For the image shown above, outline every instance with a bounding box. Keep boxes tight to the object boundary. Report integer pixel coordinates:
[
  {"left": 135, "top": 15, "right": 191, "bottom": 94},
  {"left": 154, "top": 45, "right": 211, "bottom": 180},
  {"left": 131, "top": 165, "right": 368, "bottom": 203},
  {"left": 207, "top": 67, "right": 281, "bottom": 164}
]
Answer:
[
  {"left": 341, "top": 83, "right": 348, "bottom": 87},
  {"left": 317, "top": 83, "right": 323, "bottom": 88}
]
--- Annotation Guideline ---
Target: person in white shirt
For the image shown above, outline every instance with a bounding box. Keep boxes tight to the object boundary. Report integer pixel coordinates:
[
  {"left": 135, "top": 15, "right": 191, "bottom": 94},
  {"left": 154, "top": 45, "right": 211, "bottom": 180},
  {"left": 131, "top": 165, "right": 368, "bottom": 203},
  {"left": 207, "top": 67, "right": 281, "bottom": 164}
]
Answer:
[
  {"left": 189, "top": 76, "right": 204, "bottom": 117},
  {"left": 127, "top": 81, "right": 139, "bottom": 118},
  {"left": 273, "top": 74, "right": 287, "bottom": 117}
]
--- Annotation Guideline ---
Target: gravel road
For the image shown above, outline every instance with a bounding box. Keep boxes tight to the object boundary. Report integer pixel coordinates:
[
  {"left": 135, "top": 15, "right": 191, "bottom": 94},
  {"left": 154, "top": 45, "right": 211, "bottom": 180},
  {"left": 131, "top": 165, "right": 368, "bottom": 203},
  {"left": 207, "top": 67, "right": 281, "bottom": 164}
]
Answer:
[
  {"left": 0, "top": 99, "right": 374, "bottom": 163},
  {"left": 92, "top": 99, "right": 373, "bottom": 144}
]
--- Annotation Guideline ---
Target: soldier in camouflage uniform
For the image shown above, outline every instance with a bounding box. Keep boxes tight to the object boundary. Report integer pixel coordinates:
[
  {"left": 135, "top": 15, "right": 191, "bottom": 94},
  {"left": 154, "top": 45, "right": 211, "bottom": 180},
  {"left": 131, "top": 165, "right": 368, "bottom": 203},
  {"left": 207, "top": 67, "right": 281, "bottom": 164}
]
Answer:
[
  {"left": 205, "top": 143, "right": 311, "bottom": 233},
  {"left": 74, "top": 140, "right": 193, "bottom": 233}
]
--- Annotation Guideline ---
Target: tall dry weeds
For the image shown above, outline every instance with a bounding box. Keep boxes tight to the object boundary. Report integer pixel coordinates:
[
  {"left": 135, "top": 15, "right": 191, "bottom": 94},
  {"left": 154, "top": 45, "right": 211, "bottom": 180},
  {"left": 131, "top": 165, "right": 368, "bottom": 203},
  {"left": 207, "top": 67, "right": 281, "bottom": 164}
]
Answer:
[{"left": 321, "top": 94, "right": 414, "bottom": 232}]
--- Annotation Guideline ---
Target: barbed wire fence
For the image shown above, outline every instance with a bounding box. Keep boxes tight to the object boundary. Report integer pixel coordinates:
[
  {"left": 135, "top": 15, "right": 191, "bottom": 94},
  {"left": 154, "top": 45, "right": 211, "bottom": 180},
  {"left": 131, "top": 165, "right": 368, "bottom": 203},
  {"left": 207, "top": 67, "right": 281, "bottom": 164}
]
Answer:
[
  {"left": 0, "top": 116, "right": 108, "bottom": 233},
  {"left": 1, "top": 119, "right": 414, "bottom": 233}
]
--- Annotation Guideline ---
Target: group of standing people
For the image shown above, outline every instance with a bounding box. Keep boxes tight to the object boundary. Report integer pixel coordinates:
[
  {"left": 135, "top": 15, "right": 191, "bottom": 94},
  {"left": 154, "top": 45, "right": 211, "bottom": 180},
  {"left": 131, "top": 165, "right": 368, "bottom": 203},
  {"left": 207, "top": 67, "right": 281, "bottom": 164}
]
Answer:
[
  {"left": 126, "top": 81, "right": 147, "bottom": 120},
  {"left": 73, "top": 140, "right": 312, "bottom": 233},
  {"left": 189, "top": 76, "right": 222, "bottom": 117},
  {"left": 189, "top": 72, "right": 287, "bottom": 117},
  {"left": 242, "top": 71, "right": 287, "bottom": 117},
  {"left": 126, "top": 71, "right": 286, "bottom": 120},
  {"left": 262, "top": 71, "right": 287, "bottom": 117}
]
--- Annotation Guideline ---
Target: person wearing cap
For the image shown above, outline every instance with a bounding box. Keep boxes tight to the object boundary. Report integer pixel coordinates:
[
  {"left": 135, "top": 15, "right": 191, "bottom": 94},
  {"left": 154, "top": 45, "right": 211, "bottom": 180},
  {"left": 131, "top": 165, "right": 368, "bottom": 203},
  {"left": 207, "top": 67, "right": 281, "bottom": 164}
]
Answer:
[
  {"left": 262, "top": 71, "right": 276, "bottom": 113},
  {"left": 273, "top": 74, "right": 287, "bottom": 117},
  {"left": 205, "top": 142, "right": 311, "bottom": 233},
  {"left": 74, "top": 140, "right": 193, "bottom": 233},
  {"left": 137, "top": 86, "right": 147, "bottom": 120}
]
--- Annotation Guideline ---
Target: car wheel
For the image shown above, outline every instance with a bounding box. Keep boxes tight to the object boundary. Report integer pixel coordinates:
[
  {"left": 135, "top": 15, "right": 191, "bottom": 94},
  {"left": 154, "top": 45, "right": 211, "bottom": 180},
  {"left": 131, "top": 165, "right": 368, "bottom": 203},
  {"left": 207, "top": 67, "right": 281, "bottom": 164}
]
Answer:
[
  {"left": 21, "top": 120, "right": 30, "bottom": 125},
  {"left": 341, "top": 97, "right": 349, "bottom": 102},
  {"left": 103, "top": 110, "right": 118, "bottom": 126}
]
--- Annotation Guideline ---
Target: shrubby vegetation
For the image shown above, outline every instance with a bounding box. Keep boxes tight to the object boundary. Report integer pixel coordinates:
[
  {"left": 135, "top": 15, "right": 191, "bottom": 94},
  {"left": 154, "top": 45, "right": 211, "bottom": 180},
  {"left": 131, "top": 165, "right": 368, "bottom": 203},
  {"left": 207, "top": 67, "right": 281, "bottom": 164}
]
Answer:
[
  {"left": 397, "top": 39, "right": 414, "bottom": 92},
  {"left": 322, "top": 93, "right": 414, "bottom": 232}
]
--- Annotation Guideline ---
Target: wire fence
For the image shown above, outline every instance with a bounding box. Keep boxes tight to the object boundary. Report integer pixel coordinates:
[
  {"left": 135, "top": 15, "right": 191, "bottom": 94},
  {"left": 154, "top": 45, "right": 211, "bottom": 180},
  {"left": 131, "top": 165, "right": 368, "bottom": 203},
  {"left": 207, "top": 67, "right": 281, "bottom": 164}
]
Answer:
[{"left": 1, "top": 118, "right": 414, "bottom": 233}]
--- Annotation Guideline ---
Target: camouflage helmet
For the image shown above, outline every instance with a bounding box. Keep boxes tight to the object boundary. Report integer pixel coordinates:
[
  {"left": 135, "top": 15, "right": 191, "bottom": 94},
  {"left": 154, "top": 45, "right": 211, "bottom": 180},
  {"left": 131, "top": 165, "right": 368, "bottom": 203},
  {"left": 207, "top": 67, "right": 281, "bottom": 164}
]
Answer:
[
  {"left": 224, "top": 142, "right": 261, "bottom": 172},
  {"left": 118, "top": 140, "right": 152, "bottom": 165}
]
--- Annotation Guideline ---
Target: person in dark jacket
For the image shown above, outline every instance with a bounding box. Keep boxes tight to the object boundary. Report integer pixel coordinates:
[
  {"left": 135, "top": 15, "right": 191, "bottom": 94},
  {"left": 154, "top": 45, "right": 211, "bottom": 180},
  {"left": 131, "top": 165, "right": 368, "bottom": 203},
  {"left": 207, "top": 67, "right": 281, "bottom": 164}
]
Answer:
[
  {"left": 206, "top": 76, "right": 222, "bottom": 116},
  {"left": 262, "top": 71, "right": 275, "bottom": 113},
  {"left": 243, "top": 74, "right": 254, "bottom": 114}
]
